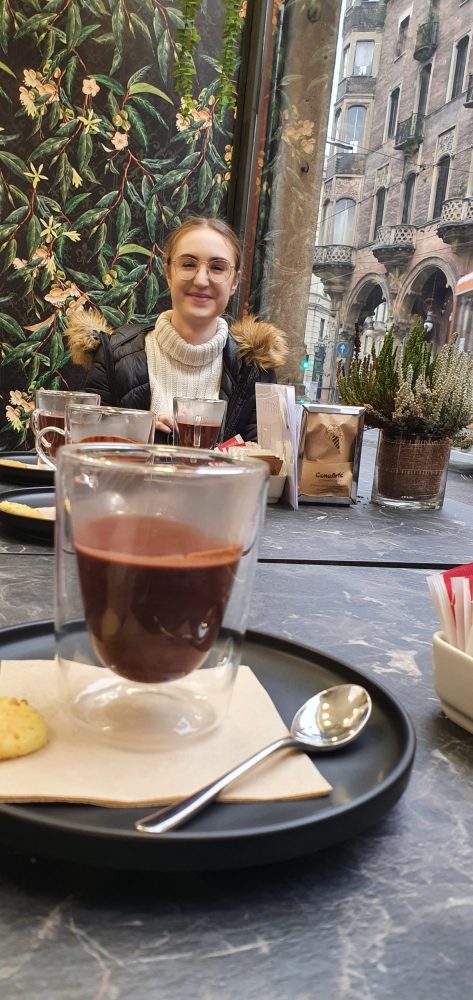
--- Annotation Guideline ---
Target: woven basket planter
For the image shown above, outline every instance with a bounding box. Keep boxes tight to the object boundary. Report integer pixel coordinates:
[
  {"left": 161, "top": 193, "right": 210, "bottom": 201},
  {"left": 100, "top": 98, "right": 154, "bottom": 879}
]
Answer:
[{"left": 371, "top": 432, "right": 451, "bottom": 510}]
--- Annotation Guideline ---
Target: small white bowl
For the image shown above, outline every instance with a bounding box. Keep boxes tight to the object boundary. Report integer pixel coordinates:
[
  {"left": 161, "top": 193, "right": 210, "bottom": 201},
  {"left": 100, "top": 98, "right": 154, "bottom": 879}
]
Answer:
[{"left": 432, "top": 631, "right": 473, "bottom": 734}]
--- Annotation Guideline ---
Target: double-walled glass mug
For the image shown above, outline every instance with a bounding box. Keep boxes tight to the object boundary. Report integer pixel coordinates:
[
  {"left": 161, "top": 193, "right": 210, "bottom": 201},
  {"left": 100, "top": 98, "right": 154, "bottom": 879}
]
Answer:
[
  {"left": 55, "top": 443, "right": 268, "bottom": 749},
  {"left": 173, "top": 398, "right": 227, "bottom": 449},
  {"left": 31, "top": 389, "right": 101, "bottom": 462},
  {"left": 35, "top": 404, "right": 155, "bottom": 470}
]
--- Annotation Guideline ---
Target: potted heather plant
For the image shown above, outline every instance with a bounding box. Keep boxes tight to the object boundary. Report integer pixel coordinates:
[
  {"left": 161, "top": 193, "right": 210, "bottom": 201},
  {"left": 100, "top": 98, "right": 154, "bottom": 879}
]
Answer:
[{"left": 337, "top": 319, "right": 473, "bottom": 509}]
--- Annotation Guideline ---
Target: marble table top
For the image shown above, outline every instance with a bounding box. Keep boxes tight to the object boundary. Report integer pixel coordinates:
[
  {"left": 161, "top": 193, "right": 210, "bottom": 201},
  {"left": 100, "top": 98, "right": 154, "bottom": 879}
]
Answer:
[{"left": 0, "top": 553, "right": 472, "bottom": 999}]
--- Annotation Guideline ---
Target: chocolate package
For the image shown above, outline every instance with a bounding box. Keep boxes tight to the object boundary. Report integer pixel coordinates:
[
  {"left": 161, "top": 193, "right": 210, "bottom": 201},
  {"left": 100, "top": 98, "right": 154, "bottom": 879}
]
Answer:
[{"left": 297, "top": 404, "right": 365, "bottom": 505}]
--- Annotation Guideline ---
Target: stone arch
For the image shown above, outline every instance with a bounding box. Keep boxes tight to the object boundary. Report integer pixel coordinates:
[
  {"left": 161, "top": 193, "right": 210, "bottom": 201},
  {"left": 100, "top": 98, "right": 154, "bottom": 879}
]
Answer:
[
  {"left": 396, "top": 257, "right": 459, "bottom": 350},
  {"left": 343, "top": 274, "right": 390, "bottom": 329}
]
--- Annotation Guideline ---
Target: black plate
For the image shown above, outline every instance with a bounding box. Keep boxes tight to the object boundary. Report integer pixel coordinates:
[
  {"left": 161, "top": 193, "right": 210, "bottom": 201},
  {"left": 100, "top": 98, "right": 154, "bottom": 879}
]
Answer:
[
  {"left": 0, "top": 451, "right": 54, "bottom": 487},
  {"left": 0, "top": 489, "right": 55, "bottom": 544},
  {"left": 0, "top": 620, "right": 415, "bottom": 872}
]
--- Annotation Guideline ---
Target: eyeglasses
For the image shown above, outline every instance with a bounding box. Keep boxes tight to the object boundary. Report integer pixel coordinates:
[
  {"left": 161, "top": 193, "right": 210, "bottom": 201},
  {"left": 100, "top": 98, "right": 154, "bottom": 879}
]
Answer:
[{"left": 171, "top": 256, "right": 236, "bottom": 283}]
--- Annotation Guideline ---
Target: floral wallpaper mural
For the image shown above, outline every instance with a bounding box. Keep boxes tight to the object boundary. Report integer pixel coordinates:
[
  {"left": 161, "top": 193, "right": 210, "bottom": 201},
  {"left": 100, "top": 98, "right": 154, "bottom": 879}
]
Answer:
[{"left": 0, "top": 0, "right": 245, "bottom": 448}]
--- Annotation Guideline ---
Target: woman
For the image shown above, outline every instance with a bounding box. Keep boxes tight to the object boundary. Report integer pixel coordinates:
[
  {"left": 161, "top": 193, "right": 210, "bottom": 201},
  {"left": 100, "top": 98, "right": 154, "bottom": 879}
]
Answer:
[{"left": 66, "top": 217, "right": 288, "bottom": 441}]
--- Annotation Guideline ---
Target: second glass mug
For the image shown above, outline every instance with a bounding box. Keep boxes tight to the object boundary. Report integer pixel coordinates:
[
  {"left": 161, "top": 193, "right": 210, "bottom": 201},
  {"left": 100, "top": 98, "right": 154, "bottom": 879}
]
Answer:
[
  {"left": 55, "top": 443, "right": 269, "bottom": 748},
  {"left": 35, "top": 404, "right": 156, "bottom": 470},
  {"left": 31, "top": 389, "right": 101, "bottom": 462},
  {"left": 173, "top": 397, "right": 228, "bottom": 449}
]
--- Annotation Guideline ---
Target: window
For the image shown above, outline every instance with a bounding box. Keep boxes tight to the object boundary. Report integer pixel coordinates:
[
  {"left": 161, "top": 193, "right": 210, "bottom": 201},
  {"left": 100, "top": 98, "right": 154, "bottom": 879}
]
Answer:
[
  {"left": 397, "top": 16, "right": 410, "bottom": 57},
  {"left": 321, "top": 200, "right": 330, "bottom": 244},
  {"left": 344, "top": 106, "right": 366, "bottom": 150},
  {"left": 387, "top": 88, "right": 400, "bottom": 139},
  {"left": 334, "top": 109, "right": 341, "bottom": 141},
  {"left": 451, "top": 36, "right": 469, "bottom": 99},
  {"left": 319, "top": 318, "right": 325, "bottom": 340},
  {"left": 333, "top": 199, "right": 356, "bottom": 244},
  {"left": 353, "top": 40, "right": 375, "bottom": 76},
  {"left": 433, "top": 157, "right": 450, "bottom": 218},
  {"left": 341, "top": 45, "right": 350, "bottom": 79},
  {"left": 373, "top": 188, "right": 386, "bottom": 237},
  {"left": 402, "top": 173, "right": 416, "bottom": 223},
  {"left": 417, "top": 63, "right": 431, "bottom": 119}
]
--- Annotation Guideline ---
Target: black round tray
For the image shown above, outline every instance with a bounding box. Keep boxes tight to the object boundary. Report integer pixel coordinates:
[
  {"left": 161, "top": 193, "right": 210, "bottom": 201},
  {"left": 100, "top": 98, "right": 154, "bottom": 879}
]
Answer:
[{"left": 0, "top": 620, "right": 416, "bottom": 871}]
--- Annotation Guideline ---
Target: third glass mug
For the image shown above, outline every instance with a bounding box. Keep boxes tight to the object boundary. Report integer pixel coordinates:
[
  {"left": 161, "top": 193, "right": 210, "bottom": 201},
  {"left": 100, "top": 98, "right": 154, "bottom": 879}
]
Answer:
[
  {"left": 35, "top": 404, "right": 156, "bottom": 470},
  {"left": 173, "top": 398, "right": 228, "bottom": 449}
]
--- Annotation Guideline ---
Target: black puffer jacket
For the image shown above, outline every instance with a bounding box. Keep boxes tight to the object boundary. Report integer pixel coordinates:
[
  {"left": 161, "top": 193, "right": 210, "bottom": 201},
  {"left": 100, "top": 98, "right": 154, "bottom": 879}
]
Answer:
[{"left": 66, "top": 311, "right": 288, "bottom": 441}]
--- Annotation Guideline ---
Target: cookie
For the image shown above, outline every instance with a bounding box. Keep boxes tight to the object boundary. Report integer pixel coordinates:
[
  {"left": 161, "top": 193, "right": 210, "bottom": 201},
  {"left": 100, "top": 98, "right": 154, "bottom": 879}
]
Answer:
[
  {"left": 0, "top": 697, "right": 48, "bottom": 760},
  {"left": 0, "top": 500, "right": 46, "bottom": 519}
]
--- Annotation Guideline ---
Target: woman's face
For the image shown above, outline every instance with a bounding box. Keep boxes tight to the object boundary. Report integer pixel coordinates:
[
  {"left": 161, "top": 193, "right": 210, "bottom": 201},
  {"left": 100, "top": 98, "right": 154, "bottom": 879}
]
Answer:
[{"left": 165, "top": 227, "right": 240, "bottom": 333}]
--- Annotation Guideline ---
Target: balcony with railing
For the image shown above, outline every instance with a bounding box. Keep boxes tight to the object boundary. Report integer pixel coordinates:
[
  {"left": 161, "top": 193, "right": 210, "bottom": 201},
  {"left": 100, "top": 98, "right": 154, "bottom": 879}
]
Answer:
[
  {"left": 336, "top": 75, "right": 376, "bottom": 103},
  {"left": 313, "top": 245, "right": 355, "bottom": 278},
  {"left": 413, "top": 19, "right": 439, "bottom": 62},
  {"left": 394, "top": 113, "right": 424, "bottom": 153},
  {"left": 372, "top": 225, "right": 416, "bottom": 267},
  {"left": 465, "top": 73, "right": 473, "bottom": 108},
  {"left": 343, "top": 1, "right": 387, "bottom": 34},
  {"left": 437, "top": 198, "right": 473, "bottom": 246},
  {"left": 325, "top": 152, "right": 367, "bottom": 181}
]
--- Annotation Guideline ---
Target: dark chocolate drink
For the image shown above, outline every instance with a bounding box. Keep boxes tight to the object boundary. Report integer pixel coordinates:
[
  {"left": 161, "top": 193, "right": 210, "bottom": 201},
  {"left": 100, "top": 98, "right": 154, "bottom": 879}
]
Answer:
[
  {"left": 75, "top": 514, "right": 241, "bottom": 683},
  {"left": 37, "top": 413, "right": 65, "bottom": 458},
  {"left": 78, "top": 435, "right": 141, "bottom": 444},
  {"left": 177, "top": 420, "right": 221, "bottom": 449}
]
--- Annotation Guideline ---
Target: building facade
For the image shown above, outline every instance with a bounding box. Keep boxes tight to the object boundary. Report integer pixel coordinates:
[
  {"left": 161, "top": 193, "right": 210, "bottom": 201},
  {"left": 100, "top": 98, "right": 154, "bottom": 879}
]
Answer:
[{"left": 313, "top": 0, "right": 473, "bottom": 369}]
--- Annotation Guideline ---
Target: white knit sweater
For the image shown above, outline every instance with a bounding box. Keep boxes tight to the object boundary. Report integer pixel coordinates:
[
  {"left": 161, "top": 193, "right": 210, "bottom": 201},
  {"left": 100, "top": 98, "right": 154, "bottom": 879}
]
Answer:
[{"left": 145, "top": 311, "right": 228, "bottom": 415}]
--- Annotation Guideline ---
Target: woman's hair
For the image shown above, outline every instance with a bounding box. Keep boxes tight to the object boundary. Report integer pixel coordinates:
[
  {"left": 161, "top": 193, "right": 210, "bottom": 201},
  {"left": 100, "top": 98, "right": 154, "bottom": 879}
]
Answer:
[{"left": 163, "top": 216, "right": 242, "bottom": 271}]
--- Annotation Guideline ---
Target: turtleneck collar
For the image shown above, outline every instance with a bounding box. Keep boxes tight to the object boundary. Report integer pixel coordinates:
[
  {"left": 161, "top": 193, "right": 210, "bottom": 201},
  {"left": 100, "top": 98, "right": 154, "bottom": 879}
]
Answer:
[{"left": 153, "top": 311, "right": 228, "bottom": 368}]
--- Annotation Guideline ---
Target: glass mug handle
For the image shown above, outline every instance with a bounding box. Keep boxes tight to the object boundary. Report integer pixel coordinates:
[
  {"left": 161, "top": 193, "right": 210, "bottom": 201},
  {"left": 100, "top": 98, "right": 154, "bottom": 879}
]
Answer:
[
  {"left": 35, "top": 424, "right": 65, "bottom": 470},
  {"left": 193, "top": 414, "right": 202, "bottom": 448}
]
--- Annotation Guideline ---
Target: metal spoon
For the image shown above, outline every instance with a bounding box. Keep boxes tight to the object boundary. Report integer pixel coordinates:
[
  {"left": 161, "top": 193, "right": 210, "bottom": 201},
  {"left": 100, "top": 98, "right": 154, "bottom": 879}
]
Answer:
[{"left": 135, "top": 683, "right": 372, "bottom": 835}]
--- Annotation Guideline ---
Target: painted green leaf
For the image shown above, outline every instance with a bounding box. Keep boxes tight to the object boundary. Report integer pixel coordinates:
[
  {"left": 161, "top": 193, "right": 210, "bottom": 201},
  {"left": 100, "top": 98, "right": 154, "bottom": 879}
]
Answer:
[
  {"left": 127, "top": 66, "right": 152, "bottom": 88},
  {"left": 36, "top": 195, "right": 62, "bottom": 215},
  {"left": 153, "top": 11, "right": 165, "bottom": 44},
  {"left": 174, "top": 183, "right": 189, "bottom": 215},
  {"left": 55, "top": 119, "right": 78, "bottom": 137},
  {"left": 146, "top": 199, "right": 157, "bottom": 242},
  {"left": 77, "top": 130, "right": 92, "bottom": 172},
  {"left": 78, "top": 24, "right": 100, "bottom": 45},
  {"left": 125, "top": 264, "right": 147, "bottom": 281},
  {"left": 129, "top": 13, "right": 153, "bottom": 48},
  {"left": 0, "top": 0, "right": 11, "bottom": 53},
  {"left": 0, "top": 312, "right": 24, "bottom": 341},
  {"left": 0, "top": 341, "right": 35, "bottom": 364},
  {"left": 86, "top": 0, "right": 108, "bottom": 16},
  {"left": 3, "top": 206, "right": 28, "bottom": 226},
  {"left": 49, "top": 328, "right": 64, "bottom": 373},
  {"left": 110, "top": 1, "right": 125, "bottom": 74},
  {"left": 130, "top": 96, "right": 167, "bottom": 129},
  {"left": 0, "top": 237, "right": 17, "bottom": 272},
  {"left": 30, "top": 137, "right": 66, "bottom": 162},
  {"left": 74, "top": 208, "right": 106, "bottom": 230},
  {"left": 93, "top": 74, "right": 125, "bottom": 95},
  {"left": 0, "top": 60, "right": 14, "bottom": 79},
  {"left": 26, "top": 216, "right": 42, "bottom": 259},
  {"left": 0, "top": 151, "right": 28, "bottom": 178},
  {"left": 198, "top": 161, "right": 213, "bottom": 205},
  {"left": 156, "top": 33, "right": 171, "bottom": 85},
  {"left": 64, "top": 55, "right": 78, "bottom": 98},
  {"left": 95, "top": 191, "right": 118, "bottom": 210},
  {"left": 92, "top": 223, "right": 107, "bottom": 254},
  {"left": 125, "top": 181, "right": 145, "bottom": 210},
  {"left": 65, "top": 192, "right": 89, "bottom": 213},
  {"left": 127, "top": 107, "right": 148, "bottom": 150},
  {"left": 66, "top": 269, "right": 104, "bottom": 291},
  {"left": 145, "top": 272, "right": 159, "bottom": 313},
  {"left": 99, "top": 305, "right": 125, "bottom": 327},
  {"left": 128, "top": 81, "right": 173, "bottom": 104},
  {"left": 117, "top": 244, "right": 152, "bottom": 258},
  {"left": 100, "top": 281, "right": 136, "bottom": 305},
  {"left": 116, "top": 200, "right": 131, "bottom": 244},
  {"left": 15, "top": 13, "right": 56, "bottom": 39},
  {"left": 166, "top": 8, "right": 185, "bottom": 29}
]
